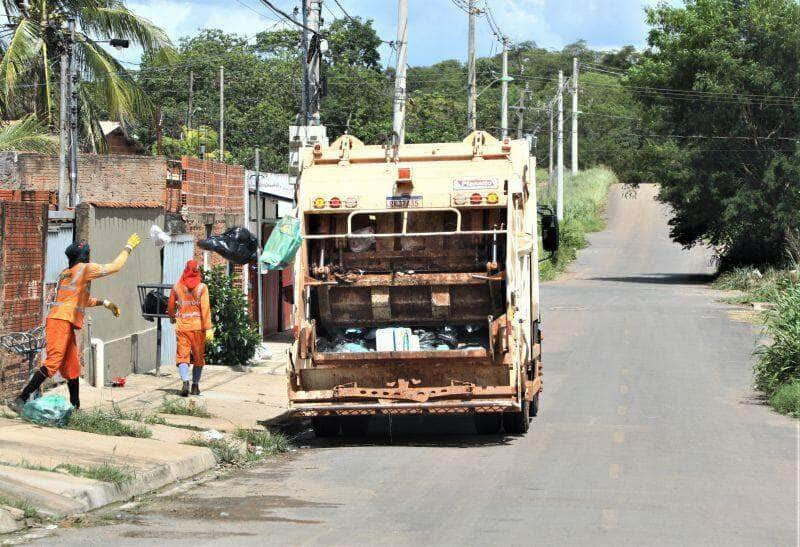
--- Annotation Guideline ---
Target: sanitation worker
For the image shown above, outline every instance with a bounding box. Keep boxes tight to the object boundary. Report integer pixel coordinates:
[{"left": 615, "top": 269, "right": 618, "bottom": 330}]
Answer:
[
  {"left": 9, "top": 234, "right": 141, "bottom": 413},
  {"left": 167, "top": 260, "right": 214, "bottom": 397}
]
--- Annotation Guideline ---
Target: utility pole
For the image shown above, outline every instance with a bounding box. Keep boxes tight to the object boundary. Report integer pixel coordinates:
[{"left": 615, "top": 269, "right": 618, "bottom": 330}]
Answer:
[
  {"left": 548, "top": 104, "right": 554, "bottom": 176},
  {"left": 392, "top": 0, "right": 408, "bottom": 145},
  {"left": 516, "top": 81, "right": 528, "bottom": 139},
  {"left": 557, "top": 70, "right": 564, "bottom": 222},
  {"left": 187, "top": 71, "right": 194, "bottom": 130},
  {"left": 58, "top": 46, "right": 68, "bottom": 210},
  {"left": 155, "top": 106, "right": 164, "bottom": 155},
  {"left": 255, "top": 148, "right": 264, "bottom": 339},
  {"left": 466, "top": 0, "right": 477, "bottom": 133},
  {"left": 302, "top": 0, "right": 323, "bottom": 125},
  {"left": 571, "top": 57, "right": 579, "bottom": 174},
  {"left": 67, "top": 18, "right": 78, "bottom": 208},
  {"left": 219, "top": 65, "right": 224, "bottom": 162},
  {"left": 500, "top": 38, "right": 509, "bottom": 139}
]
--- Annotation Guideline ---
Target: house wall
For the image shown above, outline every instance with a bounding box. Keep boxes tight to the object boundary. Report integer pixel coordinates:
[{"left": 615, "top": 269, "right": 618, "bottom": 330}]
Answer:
[
  {"left": 0, "top": 153, "right": 167, "bottom": 205},
  {"left": 0, "top": 201, "right": 47, "bottom": 399},
  {"left": 76, "top": 203, "right": 164, "bottom": 382}
]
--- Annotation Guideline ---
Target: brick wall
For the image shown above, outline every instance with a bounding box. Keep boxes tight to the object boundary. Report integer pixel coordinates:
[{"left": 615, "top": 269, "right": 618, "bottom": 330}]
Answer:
[
  {"left": 0, "top": 201, "right": 47, "bottom": 400},
  {"left": 0, "top": 152, "right": 167, "bottom": 205}
]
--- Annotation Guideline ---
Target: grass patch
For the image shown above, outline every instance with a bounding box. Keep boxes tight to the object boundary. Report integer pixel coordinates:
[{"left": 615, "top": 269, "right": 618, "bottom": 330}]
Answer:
[
  {"left": 109, "top": 404, "right": 168, "bottom": 425},
  {"left": 54, "top": 463, "right": 134, "bottom": 488},
  {"left": 0, "top": 495, "right": 40, "bottom": 519},
  {"left": 160, "top": 397, "right": 214, "bottom": 418},
  {"left": 769, "top": 381, "right": 800, "bottom": 417},
  {"left": 235, "top": 428, "right": 290, "bottom": 460},
  {"left": 713, "top": 267, "right": 797, "bottom": 305},
  {"left": 539, "top": 167, "right": 617, "bottom": 280},
  {"left": 185, "top": 436, "right": 241, "bottom": 464},
  {"left": 67, "top": 409, "right": 152, "bottom": 438}
]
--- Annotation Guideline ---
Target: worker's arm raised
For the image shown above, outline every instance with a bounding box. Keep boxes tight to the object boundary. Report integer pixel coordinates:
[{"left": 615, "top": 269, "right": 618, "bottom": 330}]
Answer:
[{"left": 86, "top": 233, "right": 141, "bottom": 280}]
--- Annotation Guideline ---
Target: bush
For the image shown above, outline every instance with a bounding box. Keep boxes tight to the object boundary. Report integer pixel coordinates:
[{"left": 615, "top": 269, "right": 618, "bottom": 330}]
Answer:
[
  {"left": 203, "top": 266, "right": 261, "bottom": 367},
  {"left": 713, "top": 268, "right": 797, "bottom": 304},
  {"left": 754, "top": 283, "right": 800, "bottom": 394},
  {"left": 769, "top": 381, "right": 800, "bottom": 417}
]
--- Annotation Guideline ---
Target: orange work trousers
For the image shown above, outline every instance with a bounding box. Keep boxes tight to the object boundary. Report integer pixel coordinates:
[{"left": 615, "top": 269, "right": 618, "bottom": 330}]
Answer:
[
  {"left": 176, "top": 330, "right": 206, "bottom": 367},
  {"left": 43, "top": 318, "right": 81, "bottom": 380}
]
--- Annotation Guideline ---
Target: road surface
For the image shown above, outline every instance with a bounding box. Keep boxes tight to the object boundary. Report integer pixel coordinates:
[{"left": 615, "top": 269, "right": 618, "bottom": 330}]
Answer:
[{"left": 49, "top": 185, "right": 796, "bottom": 546}]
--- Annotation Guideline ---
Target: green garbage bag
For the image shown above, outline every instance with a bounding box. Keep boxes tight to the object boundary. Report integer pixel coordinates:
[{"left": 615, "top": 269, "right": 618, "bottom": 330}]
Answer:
[
  {"left": 260, "top": 214, "right": 302, "bottom": 271},
  {"left": 22, "top": 394, "right": 74, "bottom": 427}
]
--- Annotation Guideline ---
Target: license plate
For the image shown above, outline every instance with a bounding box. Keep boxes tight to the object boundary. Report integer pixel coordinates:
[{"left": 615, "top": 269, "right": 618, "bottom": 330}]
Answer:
[{"left": 386, "top": 195, "right": 422, "bottom": 209}]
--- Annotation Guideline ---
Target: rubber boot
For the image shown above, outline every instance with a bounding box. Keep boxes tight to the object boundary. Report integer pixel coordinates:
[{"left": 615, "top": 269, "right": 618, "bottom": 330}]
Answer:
[
  {"left": 190, "top": 383, "right": 200, "bottom": 396},
  {"left": 10, "top": 367, "right": 49, "bottom": 413},
  {"left": 180, "top": 381, "right": 190, "bottom": 397},
  {"left": 67, "top": 378, "right": 80, "bottom": 410},
  {"left": 191, "top": 366, "right": 202, "bottom": 396}
]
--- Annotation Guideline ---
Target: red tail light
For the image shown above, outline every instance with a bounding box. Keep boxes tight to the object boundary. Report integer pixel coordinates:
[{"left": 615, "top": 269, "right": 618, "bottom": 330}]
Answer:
[
  {"left": 470, "top": 193, "right": 483, "bottom": 205},
  {"left": 329, "top": 197, "right": 342, "bottom": 208}
]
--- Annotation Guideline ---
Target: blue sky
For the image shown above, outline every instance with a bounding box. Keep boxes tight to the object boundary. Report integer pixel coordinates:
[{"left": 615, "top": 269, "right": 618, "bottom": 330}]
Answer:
[{"left": 121, "top": 0, "right": 670, "bottom": 66}]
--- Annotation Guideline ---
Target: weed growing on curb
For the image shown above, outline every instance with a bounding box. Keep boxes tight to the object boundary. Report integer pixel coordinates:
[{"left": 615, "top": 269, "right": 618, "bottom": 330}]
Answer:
[
  {"left": 769, "top": 381, "right": 800, "bottom": 417},
  {"left": 67, "top": 409, "right": 152, "bottom": 438},
  {"left": 56, "top": 463, "right": 135, "bottom": 488},
  {"left": 109, "top": 404, "right": 167, "bottom": 425},
  {"left": 235, "top": 428, "right": 289, "bottom": 460},
  {"left": 0, "top": 495, "right": 40, "bottom": 519},
  {"left": 185, "top": 436, "right": 241, "bottom": 464},
  {"left": 160, "top": 397, "right": 214, "bottom": 418}
]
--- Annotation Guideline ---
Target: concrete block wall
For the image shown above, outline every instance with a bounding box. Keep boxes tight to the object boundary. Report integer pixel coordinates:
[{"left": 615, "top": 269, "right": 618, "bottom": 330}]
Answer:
[
  {"left": 0, "top": 201, "right": 47, "bottom": 400},
  {"left": 0, "top": 153, "right": 167, "bottom": 205}
]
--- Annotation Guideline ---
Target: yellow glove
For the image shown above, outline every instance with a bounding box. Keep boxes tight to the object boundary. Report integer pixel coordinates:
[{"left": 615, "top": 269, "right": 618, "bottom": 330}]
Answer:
[
  {"left": 124, "top": 233, "right": 141, "bottom": 252},
  {"left": 205, "top": 329, "right": 214, "bottom": 343},
  {"left": 103, "top": 299, "right": 121, "bottom": 317}
]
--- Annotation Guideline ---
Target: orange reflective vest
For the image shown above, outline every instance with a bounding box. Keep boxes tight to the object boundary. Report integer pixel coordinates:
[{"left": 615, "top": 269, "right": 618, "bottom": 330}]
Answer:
[
  {"left": 168, "top": 282, "right": 212, "bottom": 332},
  {"left": 47, "top": 252, "right": 130, "bottom": 329}
]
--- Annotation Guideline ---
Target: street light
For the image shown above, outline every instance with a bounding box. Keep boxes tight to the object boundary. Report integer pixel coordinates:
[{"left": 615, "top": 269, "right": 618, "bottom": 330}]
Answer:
[{"left": 476, "top": 74, "right": 514, "bottom": 99}]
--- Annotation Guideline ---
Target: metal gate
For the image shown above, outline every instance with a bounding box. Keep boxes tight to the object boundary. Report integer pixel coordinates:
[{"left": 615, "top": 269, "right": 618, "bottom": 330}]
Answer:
[
  {"left": 44, "top": 223, "right": 73, "bottom": 312},
  {"left": 160, "top": 235, "right": 195, "bottom": 367}
]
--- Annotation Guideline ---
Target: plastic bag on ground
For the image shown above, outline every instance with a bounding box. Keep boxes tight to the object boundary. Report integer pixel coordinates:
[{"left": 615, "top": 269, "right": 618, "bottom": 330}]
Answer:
[
  {"left": 199, "top": 226, "right": 258, "bottom": 265},
  {"left": 261, "top": 215, "right": 302, "bottom": 271},
  {"left": 22, "top": 394, "right": 73, "bottom": 427},
  {"left": 201, "top": 429, "right": 224, "bottom": 442},
  {"left": 249, "top": 343, "right": 273, "bottom": 363}
]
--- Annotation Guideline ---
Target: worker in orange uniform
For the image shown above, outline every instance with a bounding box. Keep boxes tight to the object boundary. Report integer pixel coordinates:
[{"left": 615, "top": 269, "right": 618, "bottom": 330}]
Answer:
[
  {"left": 167, "top": 260, "right": 214, "bottom": 397},
  {"left": 9, "top": 234, "right": 141, "bottom": 413}
]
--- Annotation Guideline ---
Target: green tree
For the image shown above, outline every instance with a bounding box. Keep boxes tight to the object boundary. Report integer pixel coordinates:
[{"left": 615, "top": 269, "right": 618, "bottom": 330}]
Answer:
[
  {"left": 627, "top": 0, "right": 800, "bottom": 265},
  {"left": 0, "top": 0, "right": 175, "bottom": 148},
  {"left": 157, "top": 125, "right": 231, "bottom": 162},
  {"left": 0, "top": 115, "right": 57, "bottom": 153}
]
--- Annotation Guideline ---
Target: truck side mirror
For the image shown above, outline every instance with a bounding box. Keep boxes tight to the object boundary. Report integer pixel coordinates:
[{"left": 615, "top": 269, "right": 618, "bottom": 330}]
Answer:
[{"left": 541, "top": 213, "right": 559, "bottom": 254}]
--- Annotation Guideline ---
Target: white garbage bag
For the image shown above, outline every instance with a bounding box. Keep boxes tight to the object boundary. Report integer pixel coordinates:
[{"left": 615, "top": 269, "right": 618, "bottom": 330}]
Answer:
[{"left": 150, "top": 225, "right": 172, "bottom": 249}]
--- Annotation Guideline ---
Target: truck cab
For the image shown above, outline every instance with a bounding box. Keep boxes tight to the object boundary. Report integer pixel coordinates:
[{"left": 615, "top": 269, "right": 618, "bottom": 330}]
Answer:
[{"left": 289, "top": 131, "right": 547, "bottom": 436}]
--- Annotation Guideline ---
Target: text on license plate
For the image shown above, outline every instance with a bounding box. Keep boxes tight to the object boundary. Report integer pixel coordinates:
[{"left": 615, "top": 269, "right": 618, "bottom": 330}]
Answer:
[{"left": 386, "top": 195, "right": 423, "bottom": 209}]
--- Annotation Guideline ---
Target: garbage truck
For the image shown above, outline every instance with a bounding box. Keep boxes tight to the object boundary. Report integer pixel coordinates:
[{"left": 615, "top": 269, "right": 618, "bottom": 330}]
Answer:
[{"left": 286, "top": 131, "right": 559, "bottom": 436}]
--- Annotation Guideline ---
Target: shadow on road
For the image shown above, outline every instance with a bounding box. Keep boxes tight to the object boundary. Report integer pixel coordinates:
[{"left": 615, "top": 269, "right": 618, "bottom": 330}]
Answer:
[
  {"left": 589, "top": 273, "right": 715, "bottom": 285},
  {"left": 283, "top": 415, "right": 526, "bottom": 449}
]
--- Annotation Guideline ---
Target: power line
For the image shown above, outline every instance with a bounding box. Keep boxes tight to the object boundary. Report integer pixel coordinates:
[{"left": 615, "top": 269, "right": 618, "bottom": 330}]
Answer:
[{"left": 258, "top": 0, "right": 322, "bottom": 35}]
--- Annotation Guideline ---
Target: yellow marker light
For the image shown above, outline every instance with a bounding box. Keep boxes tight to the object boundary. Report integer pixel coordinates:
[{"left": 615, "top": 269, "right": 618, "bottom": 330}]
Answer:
[
  {"left": 313, "top": 197, "right": 326, "bottom": 209},
  {"left": 486, "top": 192, "right": 499, "bottom": 204}
]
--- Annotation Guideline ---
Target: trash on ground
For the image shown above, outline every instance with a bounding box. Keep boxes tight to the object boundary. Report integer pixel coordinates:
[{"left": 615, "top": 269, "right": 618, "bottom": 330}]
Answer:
[
  {"left": 201, "top": 429, "right": 224, "bottom": 442},
  {"left": 250, "top": 342, "right": 274, "bottom": 363},
  {"left": 111, "top": 377, "right": 126, "bottom": 387},
  {"left": 22, "top": 394, "right": 73, "bottom": 427},
  {"left": 261, "top": 215, "right": 302, "bottom": 271},
  {"left": 199, "top": 226, "right": 258, "bottom": 265}
]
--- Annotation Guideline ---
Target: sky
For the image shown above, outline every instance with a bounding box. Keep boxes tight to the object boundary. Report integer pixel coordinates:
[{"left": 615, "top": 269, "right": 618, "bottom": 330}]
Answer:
[{"left": 119, "top": 0, "right": 672, "bottom": 67}]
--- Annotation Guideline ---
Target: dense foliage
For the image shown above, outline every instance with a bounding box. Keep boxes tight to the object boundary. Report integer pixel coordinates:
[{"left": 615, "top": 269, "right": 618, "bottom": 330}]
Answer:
[
  {"left": 625, "top": 0, "right": 800, "bottom": 266},
  {"left": 203, "top": 266, "right": 261, "bottom": 368}
]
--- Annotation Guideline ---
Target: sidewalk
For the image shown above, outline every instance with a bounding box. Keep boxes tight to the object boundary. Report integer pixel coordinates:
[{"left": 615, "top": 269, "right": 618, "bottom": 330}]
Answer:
[{"left": 0, "top": 339, "right": 291, "bottom": 531}]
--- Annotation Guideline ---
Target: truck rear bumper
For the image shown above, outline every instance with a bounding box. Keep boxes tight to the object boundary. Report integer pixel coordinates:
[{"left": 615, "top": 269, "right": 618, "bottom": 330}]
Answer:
[{"left": 290, "top": 399, "right": 521, "bottom": 417}]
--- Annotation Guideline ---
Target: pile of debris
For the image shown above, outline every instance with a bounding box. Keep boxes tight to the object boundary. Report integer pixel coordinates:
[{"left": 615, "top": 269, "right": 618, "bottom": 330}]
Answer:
[{"left": 316, "top": 325, "right": 486, "bottom": 353}]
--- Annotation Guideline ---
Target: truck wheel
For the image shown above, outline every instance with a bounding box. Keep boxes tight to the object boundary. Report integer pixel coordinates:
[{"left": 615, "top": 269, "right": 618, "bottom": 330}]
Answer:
[
  {"left": 474, "top": 413, "right": 502, "bottom": 435},
  {"left": 341, "top": 416, "right": 370, "bottom": 437},
  {"left": 312, "top": 416, "right": 340, "bottom": 437},
  {"left": 503, "top": 403, "right": 530, "bottom": 435},
  {"left": 530, "top": 393, "right": 539, "bottom": 417}
]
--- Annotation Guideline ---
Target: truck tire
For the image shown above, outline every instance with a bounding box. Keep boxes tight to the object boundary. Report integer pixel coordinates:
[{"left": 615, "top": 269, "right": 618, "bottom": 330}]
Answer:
[
  {"left": 503, "top": 403, "right": 530, "bottom": 434},
  {"left": 530, "top": 393, "right": 539, "bottom": 417},
  {"left": 312, "top": 416, "right": 340, "bottom": 437},
  {"left": 340, "top": 416, "right": 370, "bottom": 437},
  {"left": 474, "top": 413, "right": 502, "bottom": 435}
]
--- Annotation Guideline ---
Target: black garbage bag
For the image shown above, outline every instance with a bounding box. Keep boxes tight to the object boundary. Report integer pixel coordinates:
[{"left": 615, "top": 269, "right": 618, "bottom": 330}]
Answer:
[
  {"left": 197, "top": 226, "right": 258, "bottom": 265},
  {"left": 143, "top": 290, "right": 169, "bottom": 321}
]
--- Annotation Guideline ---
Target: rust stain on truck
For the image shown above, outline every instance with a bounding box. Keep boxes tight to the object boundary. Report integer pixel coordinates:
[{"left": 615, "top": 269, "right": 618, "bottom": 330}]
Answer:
[{"left": 287, "top": 131, "right": 555, "bottom": 436}]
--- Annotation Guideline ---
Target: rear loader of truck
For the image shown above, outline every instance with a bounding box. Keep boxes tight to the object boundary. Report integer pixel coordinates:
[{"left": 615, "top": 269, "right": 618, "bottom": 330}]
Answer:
[{"left": 288, "top": 131, "right": 558, "bottom": 436}]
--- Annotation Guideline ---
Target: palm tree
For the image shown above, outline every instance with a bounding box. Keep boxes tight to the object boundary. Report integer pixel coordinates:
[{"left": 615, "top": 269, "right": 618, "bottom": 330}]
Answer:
[
  {"left": 0, "top": 0, "right": 175, "bottom": 149},
  {"left": 0, "top": 114, "right": 57, "bottom": 152}
]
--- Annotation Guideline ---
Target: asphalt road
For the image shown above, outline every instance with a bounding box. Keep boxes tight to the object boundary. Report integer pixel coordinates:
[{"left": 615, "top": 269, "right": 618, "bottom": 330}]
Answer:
[{"left": 49, "top": 184, "right": 796, "bottom": 546}]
